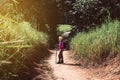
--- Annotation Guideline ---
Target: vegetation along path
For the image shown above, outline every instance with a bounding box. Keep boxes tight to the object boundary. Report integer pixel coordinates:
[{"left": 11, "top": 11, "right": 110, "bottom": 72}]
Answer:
[{"left": 49, "top": 50, "right": 92, "bottom": 80}]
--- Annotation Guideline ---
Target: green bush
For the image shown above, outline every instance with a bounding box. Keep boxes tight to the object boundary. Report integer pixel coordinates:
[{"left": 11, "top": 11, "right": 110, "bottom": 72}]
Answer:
[
  {"left": 70, "top": 20, "right": 120, "bottom": 64},
  {"left": 0, "top": 15, "right": 48, "bottom": 80}
]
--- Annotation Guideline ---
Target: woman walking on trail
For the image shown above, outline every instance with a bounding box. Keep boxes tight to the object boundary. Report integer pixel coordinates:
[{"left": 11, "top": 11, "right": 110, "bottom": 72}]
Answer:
[{"left": 58, "top": 36, "right": 64, "bottom": 64}]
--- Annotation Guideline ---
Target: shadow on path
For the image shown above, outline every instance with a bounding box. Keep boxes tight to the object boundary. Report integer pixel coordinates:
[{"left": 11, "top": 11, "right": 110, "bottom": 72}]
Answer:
[
  {"left": 61, "top": 63, "right": 81, "bottom": 67},
  {"left": 48, "top": 50, "right": 89, "bottom": 80}
]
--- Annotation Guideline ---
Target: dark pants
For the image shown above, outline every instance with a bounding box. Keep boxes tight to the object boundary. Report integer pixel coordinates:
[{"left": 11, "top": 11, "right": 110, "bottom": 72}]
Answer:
[{"left": 58, "top": 50, "right": 64, "bottom": 63}]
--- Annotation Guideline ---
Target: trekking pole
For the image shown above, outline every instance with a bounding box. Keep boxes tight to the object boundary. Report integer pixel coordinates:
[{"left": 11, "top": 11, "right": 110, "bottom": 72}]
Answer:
[
  {"left": 55, "top": 48, "right": 57, "bottom": 64},
  {"left": 55, "top": 44, "right": 58, "bottom": 64}
]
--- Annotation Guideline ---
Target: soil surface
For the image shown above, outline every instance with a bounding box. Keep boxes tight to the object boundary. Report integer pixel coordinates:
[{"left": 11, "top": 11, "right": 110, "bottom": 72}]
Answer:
[
  {"left": 48, "top": 50, "right": 92, "bottom": 80},
  {"left": 29, "top": 50, "right": 120, "bottom": 80},
  {"left": 28, "top": 50, "right": 120, "bottom": 80}
]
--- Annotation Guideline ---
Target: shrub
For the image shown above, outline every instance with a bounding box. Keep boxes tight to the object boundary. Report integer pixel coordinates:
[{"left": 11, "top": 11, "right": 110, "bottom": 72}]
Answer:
[
  {"left": 70, "top": 20, "right": 120, "bottom": 65},
  {"left": 0, "top": 15, "right": 48, "bottom": 80}
]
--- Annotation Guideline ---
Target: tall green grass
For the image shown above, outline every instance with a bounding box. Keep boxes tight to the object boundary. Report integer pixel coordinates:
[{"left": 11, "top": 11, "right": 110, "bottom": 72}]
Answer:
[
  {"left": 70, "top": 20, "right": 120, "bottom": 64},
  {"left": 0, "top": 15, "right": 48, "bottom": 80}
]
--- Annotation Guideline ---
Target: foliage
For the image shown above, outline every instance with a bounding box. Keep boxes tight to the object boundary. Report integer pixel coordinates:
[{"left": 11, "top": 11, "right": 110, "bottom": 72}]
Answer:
[
  {"left": 70, "top": 20, "right": 120, "bottom": 65},
  {"left": 57, "top": 24, "right": 72, "bottom": 35},
  {"left": 0, "top": 15, "right": 48, "bottom": 80},
  {"left": 0, "top": 0, "right": 59, "bottom": 48},
  {"left": 56, "top": 0, "right": 75, "bottom": 24},
  {"left": 16, "top": 0, "right": 59, "bottom": 47},
  {"left": 57, "top": 0, "right": 120, "bottom": 31},
  {"left": 0, "top": 0, "right": 49, "bottom": 79}
]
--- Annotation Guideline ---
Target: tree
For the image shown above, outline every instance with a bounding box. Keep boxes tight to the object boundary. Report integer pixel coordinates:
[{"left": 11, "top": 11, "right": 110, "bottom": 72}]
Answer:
[
  {"left": 16, "top": 0, "right": 59, "bottom": 47},
  {"left": 57, "top": 0, "right": 120, "bottom": 31}
]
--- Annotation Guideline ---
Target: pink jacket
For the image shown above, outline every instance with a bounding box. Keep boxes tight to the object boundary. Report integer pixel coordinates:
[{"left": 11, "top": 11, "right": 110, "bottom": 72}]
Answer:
[{"left": 58, "top": 41, "right": 64, "bottom": 50}]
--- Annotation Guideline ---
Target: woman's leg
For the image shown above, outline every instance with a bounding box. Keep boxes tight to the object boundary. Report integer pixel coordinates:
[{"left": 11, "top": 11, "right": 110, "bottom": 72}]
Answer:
[
  {"left": 58, "top": 50, "right": 64, "bottom": 63},
  {"left": 58, "top": 50, "right": 61, "bottom": 63},
  {"left": 61, "top": 50, "right": 64, "bottom": 63}
]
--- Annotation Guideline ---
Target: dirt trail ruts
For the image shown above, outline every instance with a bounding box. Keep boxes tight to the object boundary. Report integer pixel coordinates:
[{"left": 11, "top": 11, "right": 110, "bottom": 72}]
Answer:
[{"left": 49, "top": 50, "right": 91, "bottom": 80}]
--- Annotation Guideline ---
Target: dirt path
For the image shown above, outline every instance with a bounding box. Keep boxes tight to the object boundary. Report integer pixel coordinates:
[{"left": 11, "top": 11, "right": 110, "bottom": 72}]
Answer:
[{"left": 48, "top": 50, "right": 91, "bottom": 80}]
